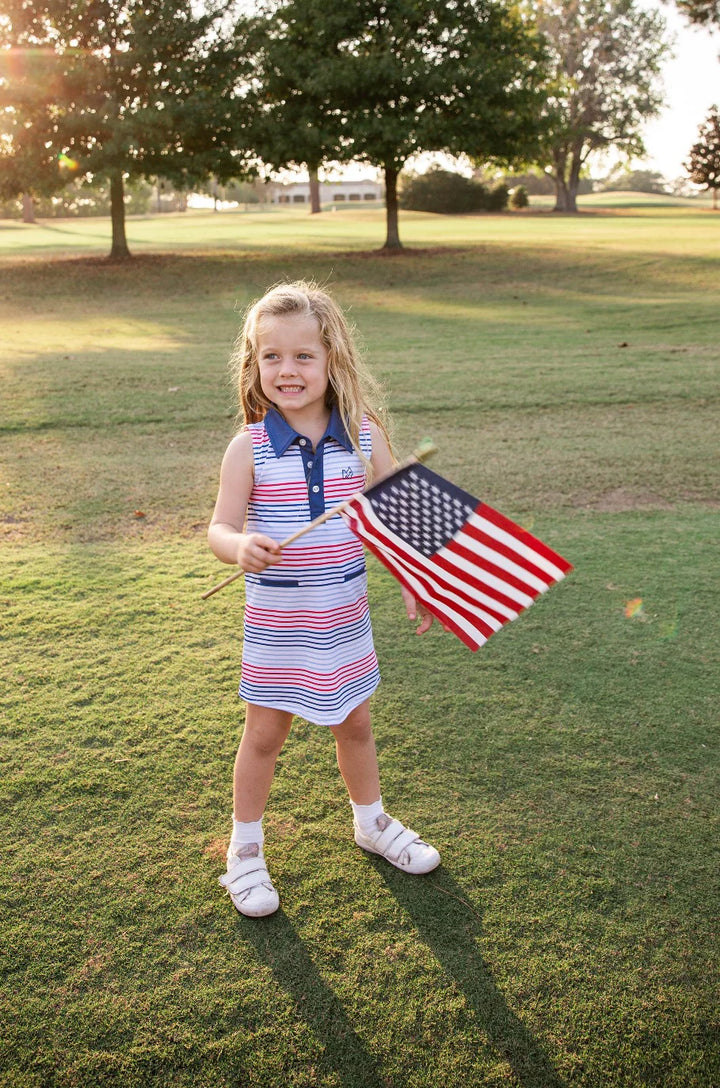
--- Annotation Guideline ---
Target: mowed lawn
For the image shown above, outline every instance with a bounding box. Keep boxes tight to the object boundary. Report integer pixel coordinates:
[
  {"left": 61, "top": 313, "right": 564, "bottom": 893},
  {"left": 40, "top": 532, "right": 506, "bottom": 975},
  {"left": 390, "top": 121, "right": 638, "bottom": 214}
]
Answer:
[{"left": 1, "top": 204, "right": 718, "bottom": 1088}]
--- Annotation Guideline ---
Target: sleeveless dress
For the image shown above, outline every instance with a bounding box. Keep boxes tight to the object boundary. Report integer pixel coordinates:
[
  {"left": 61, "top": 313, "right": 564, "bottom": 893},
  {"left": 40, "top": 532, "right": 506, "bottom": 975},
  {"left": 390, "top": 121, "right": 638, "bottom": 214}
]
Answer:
[{"left": 239, "top": 407, "right": 380, "bottom": 726}]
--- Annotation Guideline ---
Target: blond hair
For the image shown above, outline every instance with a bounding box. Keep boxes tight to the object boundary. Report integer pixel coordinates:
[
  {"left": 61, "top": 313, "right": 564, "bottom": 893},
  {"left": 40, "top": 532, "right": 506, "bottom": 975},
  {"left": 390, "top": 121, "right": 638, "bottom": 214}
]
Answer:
[{"left": 230, "top": 281, "right": 392, "bottom": 474}]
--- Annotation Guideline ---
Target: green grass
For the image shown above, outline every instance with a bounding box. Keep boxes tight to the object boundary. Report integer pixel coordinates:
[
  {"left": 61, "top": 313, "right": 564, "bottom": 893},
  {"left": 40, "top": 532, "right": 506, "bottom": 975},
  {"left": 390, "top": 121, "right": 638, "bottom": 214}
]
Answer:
[{"left": 1, "top": 205, "right": 718, "bottom": 1087}]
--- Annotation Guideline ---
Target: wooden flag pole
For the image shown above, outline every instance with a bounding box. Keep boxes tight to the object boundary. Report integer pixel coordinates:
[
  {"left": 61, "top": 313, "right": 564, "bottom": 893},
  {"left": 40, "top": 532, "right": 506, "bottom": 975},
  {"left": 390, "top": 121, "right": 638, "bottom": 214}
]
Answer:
[{"left": 200, "top": 439, "right": 436, "bottom": 601}]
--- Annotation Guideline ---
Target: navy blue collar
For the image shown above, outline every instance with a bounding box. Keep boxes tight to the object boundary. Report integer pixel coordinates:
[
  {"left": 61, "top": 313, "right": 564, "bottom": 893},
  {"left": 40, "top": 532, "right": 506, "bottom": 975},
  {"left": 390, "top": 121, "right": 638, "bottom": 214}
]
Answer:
[{"left": 264, "top": 405, "right": 354, "bottom": 456}]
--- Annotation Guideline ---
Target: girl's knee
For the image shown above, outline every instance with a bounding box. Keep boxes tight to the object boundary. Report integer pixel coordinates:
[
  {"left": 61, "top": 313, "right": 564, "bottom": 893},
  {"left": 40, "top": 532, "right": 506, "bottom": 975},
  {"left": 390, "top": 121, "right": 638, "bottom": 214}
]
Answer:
[
  {"left": 333, "top": 705, "right": 373, "bottom": 746},
  {"left": 242, "top": 711, "right": 292, "bottom": 758}
]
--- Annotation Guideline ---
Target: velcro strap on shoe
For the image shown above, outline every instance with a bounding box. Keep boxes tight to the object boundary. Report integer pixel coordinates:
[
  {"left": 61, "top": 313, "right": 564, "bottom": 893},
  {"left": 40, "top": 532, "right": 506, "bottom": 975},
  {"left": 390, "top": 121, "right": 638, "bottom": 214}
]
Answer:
[
  {"left": 373, "top": 820, "right": 419, "bottom": 863},
  {"left": 219, "top": 856, "right": 271, "bottom": 895}
]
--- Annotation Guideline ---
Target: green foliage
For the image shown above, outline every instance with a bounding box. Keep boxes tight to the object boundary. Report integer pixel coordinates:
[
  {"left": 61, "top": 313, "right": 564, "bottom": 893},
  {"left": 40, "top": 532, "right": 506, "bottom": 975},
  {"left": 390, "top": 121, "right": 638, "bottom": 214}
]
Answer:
[
  {"left": 509, "top": 184, "right": 530, "bottom": 208},
  {"left": 246, "top": 0, "right": 549, "bottom": 246},
  {"left": 602, "top": 169, "right": 670, "bottom": 194},
  {"left": 503, "top": 169, "right": 556, "bottom": 195},
  {"left": 685, "top": 105, "right": 720, "bottom": 208},
  {"left": 0, "top": 176, "right": 154, "bottom": 219},
  {"left": 0, "top": 47, "right": 70, "bottom": 201},
  {"left": 399, "top": 168, "right": 509, "bottom": 213},
  {"left": 224, "top": 180, "right": 263, "bottom": 205}
]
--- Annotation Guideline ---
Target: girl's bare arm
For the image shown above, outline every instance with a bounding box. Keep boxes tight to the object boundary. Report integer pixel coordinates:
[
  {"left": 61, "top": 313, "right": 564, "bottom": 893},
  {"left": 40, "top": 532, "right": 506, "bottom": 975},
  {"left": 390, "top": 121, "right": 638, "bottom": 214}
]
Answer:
[{"left": 208, "top": 431, "right": 282, "bottom": 572}]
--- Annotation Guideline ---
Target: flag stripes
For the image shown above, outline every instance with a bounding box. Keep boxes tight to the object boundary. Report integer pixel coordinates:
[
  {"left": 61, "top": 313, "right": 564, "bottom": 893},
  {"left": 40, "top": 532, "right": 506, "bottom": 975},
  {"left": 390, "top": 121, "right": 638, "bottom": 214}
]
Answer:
[{"left": 340, "top": 463, "right": 571, "bottom": 651}]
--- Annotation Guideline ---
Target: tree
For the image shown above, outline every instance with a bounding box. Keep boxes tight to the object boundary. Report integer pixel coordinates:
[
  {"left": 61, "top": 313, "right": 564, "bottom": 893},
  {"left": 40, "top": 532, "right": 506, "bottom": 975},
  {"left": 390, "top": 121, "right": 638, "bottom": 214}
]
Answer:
[
  {"left": 0, "top": 0, "right": 250, "bottom": 257},
  {"left": 675, "top": 0, "right": 720, "bottom": 27},
  {"left": 602, "top": 168, "right": 670, "bottom": 193},
  {"left": 0, "top": 48, "right": 73, "bottom": 218},
  {"left": 685, "top": 104, "right": 720, "bottom": 208},
  {"left": 509, "top": 184, "right": 529, "bottom": 208},
  {"left": 242, "top": 8, "right": 344, "bottom": 218},
  {"left": 535, "top": 0, "right": 671, "bottom": 212},
  {"left": 246, "top": 0, "right": 549, "bottom": 249}
]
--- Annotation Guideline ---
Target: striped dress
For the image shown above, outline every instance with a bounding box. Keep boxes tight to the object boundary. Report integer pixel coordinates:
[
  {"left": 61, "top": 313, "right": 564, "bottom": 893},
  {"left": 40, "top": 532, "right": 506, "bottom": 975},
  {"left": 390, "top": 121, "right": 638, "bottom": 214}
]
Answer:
[{"left": 239, "top": 407, "right": 380, "bottom": 726}]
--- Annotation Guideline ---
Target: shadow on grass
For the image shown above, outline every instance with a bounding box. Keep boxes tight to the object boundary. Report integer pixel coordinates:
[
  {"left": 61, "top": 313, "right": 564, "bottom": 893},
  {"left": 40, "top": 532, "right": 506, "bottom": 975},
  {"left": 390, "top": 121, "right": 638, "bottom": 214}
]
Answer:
[
  {"left": 38, "top": 222, "right": 111, "bottom": 240},
  {"left": 240, "top": 908, "right": 387, "bottom": 1088},
  {"left": 237, "top": 861, "right": 566, "bottom": 1088},
  {"left": 373, "top": 858, "right": 569, "bottom": 1088}
]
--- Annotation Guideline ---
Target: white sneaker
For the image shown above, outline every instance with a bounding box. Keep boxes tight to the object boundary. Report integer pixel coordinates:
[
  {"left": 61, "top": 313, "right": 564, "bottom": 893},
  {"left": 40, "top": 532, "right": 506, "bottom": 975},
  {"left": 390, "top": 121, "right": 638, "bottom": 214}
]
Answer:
[
  {"left": 354, "top": 814, "right": 440, "bottom": 875},
  {"left": 219, "top": 843, "right": 279, "bottom": 917}
]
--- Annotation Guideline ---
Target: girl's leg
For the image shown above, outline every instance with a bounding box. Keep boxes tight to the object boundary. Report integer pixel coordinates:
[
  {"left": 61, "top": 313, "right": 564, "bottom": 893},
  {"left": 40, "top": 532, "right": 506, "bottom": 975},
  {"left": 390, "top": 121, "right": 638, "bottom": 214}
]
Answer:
[
  {"left": 233, "top": 703, "right": 293, "bottom": 821},
  {"left": 330, "top": 699, "right": 380, "bottom": 804},
  {"left": 332, "top": 699, "right": 441, "bottom": 876},
  {"left": 222, "top": 704, "right": 291, "bottom": 918}
]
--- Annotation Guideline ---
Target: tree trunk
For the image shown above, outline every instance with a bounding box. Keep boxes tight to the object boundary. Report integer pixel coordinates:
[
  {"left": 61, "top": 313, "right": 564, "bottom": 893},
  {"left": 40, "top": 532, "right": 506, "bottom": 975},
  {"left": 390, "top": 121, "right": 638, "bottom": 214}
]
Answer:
[
  {"left": 109, "top": 170, "right": 131, "bottom": 259},
  {"left": 308, "top": 165, "right": 321, "bottom": 214},
  {"left": 553, "top": 147, "right": 580, "bottom": 212},
  {"left": 565, "top": 182, "right": 578, "bottom": 213},
  {"left": 566, "top": 150, "right": 582, "bottom": 213},
  {"left": 553, "top": 175, "right": 569, "bottom": 212},
  {"left": 382, "top": 162, "right": 402, "bottom": 250},
  {"left": 22, "top": 193, "right": 36, "bottom": 224},
  {"left": 553, "top": 170, "right": 579, "bottom": 212}
]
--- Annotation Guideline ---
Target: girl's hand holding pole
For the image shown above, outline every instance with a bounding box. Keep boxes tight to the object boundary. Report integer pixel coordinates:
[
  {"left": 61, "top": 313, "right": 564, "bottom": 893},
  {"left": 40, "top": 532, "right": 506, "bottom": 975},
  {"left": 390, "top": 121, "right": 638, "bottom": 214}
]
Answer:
[{"left": 236, "top": 533, "right": 283, "bottom": 574}]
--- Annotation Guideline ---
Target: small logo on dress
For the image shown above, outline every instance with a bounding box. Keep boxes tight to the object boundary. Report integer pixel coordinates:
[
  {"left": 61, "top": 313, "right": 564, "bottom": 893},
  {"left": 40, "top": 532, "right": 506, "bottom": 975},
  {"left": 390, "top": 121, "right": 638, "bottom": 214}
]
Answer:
[{"left": 342, "top": 467, "right": 354, "bottom": 479}]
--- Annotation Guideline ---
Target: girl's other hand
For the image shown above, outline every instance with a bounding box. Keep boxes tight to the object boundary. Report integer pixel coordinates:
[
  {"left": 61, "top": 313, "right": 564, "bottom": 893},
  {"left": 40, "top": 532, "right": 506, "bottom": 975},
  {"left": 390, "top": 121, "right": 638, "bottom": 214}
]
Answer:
[
  {"left": 237, "top": 533, "right": 283, "bottom": 573},
  {"left": 401, "top": 585, "right": 444, "bottom": 636}
]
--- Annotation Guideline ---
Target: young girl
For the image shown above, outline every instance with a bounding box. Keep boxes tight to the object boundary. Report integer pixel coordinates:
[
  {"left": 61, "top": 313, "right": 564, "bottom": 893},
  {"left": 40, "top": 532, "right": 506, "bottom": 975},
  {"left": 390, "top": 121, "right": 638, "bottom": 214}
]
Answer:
[{"left": 208, "top": 281, "right": 440, "bottom": 918}]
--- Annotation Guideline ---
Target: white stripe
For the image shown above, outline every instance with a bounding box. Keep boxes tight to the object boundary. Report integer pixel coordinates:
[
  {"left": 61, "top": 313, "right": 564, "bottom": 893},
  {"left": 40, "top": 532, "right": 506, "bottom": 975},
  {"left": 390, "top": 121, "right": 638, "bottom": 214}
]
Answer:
[
  {"left": 382, "top": 541, "right": 502, "bottom": 640},
  {"left": 345, "top": 498, "right": 511, "bottom": 637},
  {"left": 350, "top": 496, "right": 533, "bottom": 612},
  {"left": 468, "top": 512, "right": 566, "bottom": 583},
  {"left": 445, "top": 528, "right": 548, "bottom": 595},
  {"left": 349, "top": 497, "right": 521, "bottom": 619}
]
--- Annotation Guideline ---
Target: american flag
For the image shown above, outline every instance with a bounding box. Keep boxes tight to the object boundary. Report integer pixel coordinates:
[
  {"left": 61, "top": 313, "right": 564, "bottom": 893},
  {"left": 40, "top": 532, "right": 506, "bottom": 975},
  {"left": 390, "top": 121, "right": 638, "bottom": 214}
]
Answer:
[{"left": 340, "top": 462, "right": 572, "bottom": 651}]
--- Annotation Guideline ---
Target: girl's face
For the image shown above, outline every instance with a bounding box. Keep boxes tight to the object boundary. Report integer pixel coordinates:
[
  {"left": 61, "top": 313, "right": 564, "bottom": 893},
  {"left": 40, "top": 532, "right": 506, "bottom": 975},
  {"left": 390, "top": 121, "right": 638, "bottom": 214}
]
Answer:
[{"left": 256, "top": 313, "right": 330, "bottom": 424}]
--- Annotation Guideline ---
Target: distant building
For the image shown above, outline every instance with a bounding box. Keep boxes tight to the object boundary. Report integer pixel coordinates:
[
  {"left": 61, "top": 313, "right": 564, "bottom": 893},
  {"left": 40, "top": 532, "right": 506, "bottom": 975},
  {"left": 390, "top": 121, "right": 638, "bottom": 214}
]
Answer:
[{"left": 268, "top": 179, "right": 384, "bottom": 205}]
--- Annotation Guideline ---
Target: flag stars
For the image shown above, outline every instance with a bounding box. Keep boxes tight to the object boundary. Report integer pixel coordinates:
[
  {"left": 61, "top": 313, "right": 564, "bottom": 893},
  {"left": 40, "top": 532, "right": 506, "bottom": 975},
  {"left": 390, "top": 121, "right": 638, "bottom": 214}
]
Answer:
[{"left": 369, "top": 465, "right": 474, "bottom": 557}]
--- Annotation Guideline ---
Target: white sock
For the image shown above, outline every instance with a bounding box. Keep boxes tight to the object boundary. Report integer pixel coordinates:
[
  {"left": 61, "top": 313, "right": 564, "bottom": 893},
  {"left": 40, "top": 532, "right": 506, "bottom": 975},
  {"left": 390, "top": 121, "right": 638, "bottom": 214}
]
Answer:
[
  {"left": 351, "top": 797, "right": 384, "bottom": 834},
  {"left": 230, "top": 816, "right": 264, "bottom": 853}
]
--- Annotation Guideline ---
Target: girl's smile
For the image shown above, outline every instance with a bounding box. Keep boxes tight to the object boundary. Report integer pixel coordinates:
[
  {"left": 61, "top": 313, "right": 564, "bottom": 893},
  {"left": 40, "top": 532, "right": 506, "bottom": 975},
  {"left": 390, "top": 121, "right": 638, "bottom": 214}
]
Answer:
[{"left": 257, "top": 314, "right": 330, "bottom": 423}]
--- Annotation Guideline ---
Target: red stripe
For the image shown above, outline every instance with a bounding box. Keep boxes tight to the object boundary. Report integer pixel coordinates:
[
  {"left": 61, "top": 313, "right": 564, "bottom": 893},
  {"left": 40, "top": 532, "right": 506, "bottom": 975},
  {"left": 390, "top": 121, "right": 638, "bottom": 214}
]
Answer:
[
  {"left": 459, "top": 518, "right": 559, "bottom": 588},
  {"left": 344, "top": 502, "right": 501, "bottom": 649},
  {"left": 245, "top": 598, "right": 369, "bottom": 630},
  {"left": 477, "top": 503, "right": 573, "bottom": 574},
  {"left": 252, "top": 483, "right": 309, "bottom": 499},
  {"left": 242, "top": 651, "right": 378, "bottom": 692},
  {"left": 444, "top": 536, "right": 543, "bottom": 600},
  {"left": 432, "top": 550, "right": 527, "bottom": 614},
  {"left": 348, "top": 501, "right": 522, "bottom": 619},
  {"left": 281, "top": 541, "right": 363, "bottom": 567}
]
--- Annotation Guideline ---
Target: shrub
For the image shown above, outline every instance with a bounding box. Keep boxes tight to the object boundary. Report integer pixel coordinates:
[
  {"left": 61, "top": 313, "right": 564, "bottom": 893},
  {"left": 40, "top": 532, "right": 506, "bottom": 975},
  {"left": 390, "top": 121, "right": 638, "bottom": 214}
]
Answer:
[
  {"left": 510, "top": 185, "right": 529, "bottom": 209},
  {"left": 399, "top": 168, "right": 508, "bottom": 213},
  {"left": 484, "top": 182, "right": 509, "bottom": 211}
]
